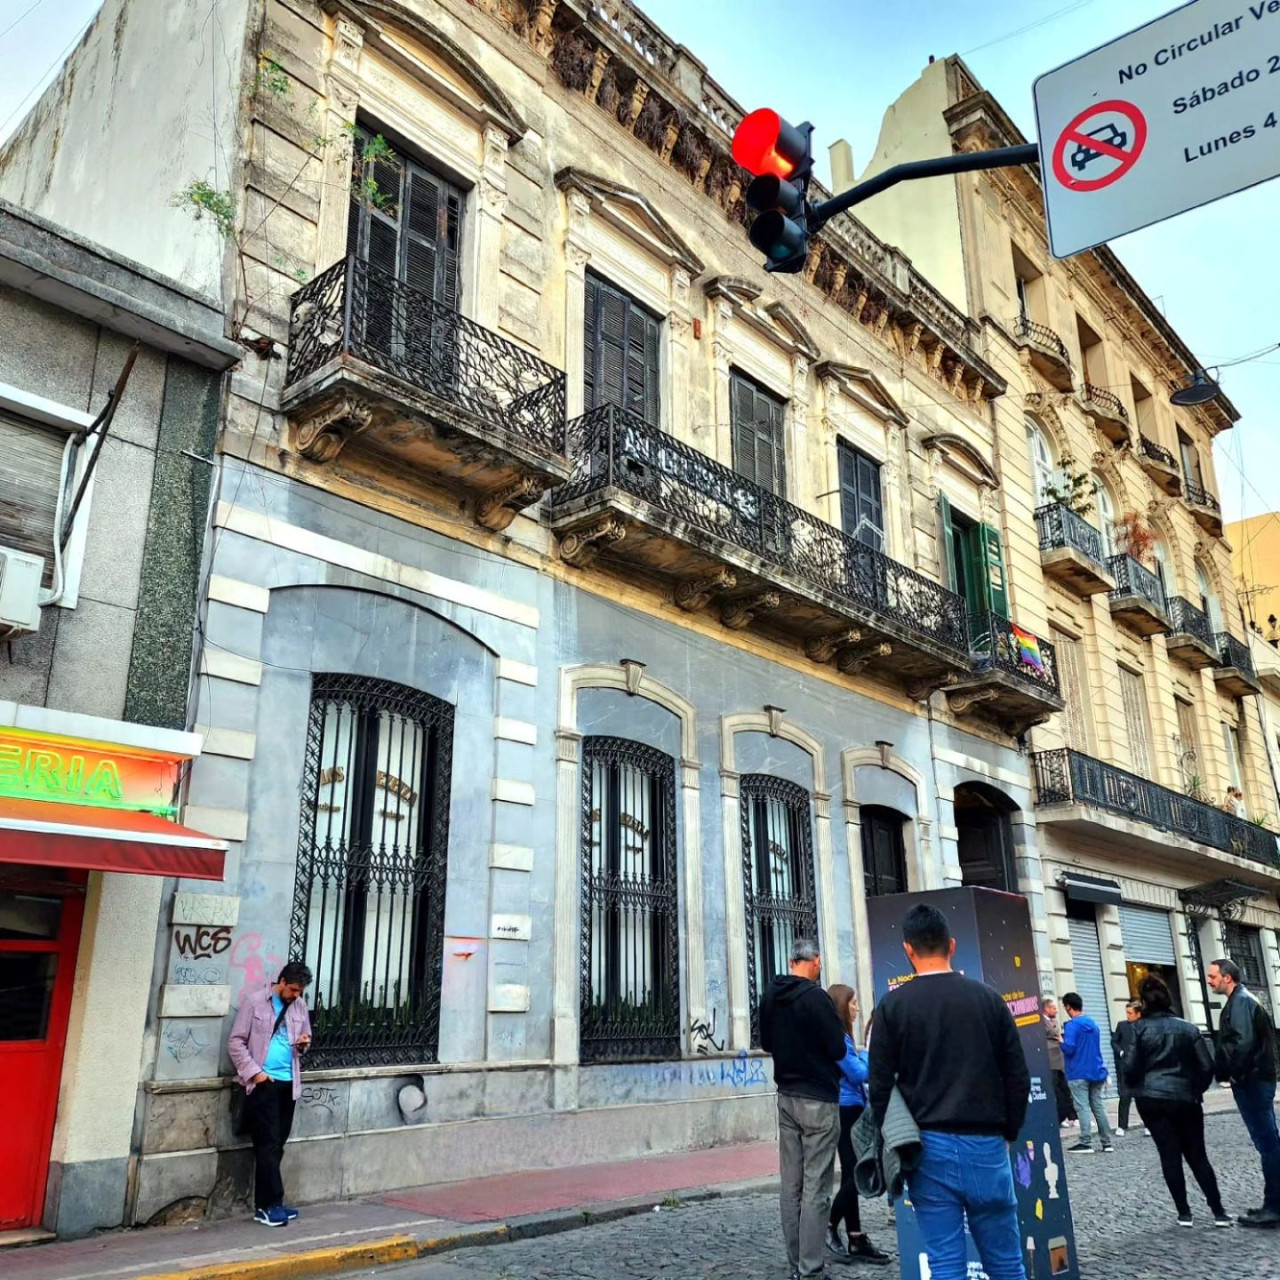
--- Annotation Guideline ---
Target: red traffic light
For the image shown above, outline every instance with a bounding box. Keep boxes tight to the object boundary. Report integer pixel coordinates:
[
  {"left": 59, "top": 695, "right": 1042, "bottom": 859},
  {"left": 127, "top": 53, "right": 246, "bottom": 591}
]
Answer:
[{"left": 732, "top": 108, "right": 808, "bottom": 180}]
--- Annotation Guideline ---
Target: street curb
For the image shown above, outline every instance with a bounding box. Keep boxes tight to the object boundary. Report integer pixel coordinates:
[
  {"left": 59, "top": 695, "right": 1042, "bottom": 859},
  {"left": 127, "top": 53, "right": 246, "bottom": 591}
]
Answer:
[{"left": 130, "top": 1176, "right": 780, "bottom": 1280}]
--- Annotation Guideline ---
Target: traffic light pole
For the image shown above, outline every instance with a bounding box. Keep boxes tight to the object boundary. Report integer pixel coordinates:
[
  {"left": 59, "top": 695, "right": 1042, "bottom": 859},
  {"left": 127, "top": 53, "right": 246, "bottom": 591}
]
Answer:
[{"left": 807, "top": 142, "right": 1039, "bottom": 233}]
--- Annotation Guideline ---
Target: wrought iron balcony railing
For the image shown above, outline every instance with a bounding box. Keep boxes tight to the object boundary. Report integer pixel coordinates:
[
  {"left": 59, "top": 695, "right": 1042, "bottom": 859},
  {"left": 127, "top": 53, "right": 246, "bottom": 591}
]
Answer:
[
  {"left": 285, "top": 256, "right": 567, "bottom": 455},
  {"left": 1107, "top": 554, "right": 1166, "bottom": 613},
  {"left": 1013, "top": 315, "right": 1072, "bottom": 366},
  {"left": 1139, "top": 435, "right": 1177, "bottom": 469},
  {"left": 1036, "top": 502, "right": 1106, "bottom": 567},
  {"left": 968, "top": 612, "right": 1061, "bottom": 699},
  {"left": 1082, "top": 383, "right": 1128, "bottom": 421},
  {"left": 551, "top": 404, "right": 970, "bottom": 655},
  {"left": 1032, "top": 748, "right": 1280, "bottom": 868},
  {"left": 1217, "top": 632, "right": 1257, "bottom": 677},
  {"left": 1167, "top": 596, "right": 1215, "bottom": 647},
  {"left": 1183, "top": 479, "right": 1221, "bottom": 514}
]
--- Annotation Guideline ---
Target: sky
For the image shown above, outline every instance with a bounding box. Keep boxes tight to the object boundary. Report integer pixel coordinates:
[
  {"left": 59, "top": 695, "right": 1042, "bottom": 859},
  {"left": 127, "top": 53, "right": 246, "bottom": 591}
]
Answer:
[{"left": 0, "top": 0, "right": 1276, "bottom": 538}]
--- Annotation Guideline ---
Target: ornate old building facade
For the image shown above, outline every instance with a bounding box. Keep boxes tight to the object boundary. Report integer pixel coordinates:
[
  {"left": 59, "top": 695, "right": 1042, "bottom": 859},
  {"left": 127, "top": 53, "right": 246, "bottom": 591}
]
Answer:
[{"left": 1, "top": 0, "right": 1276, "bottom": 1230}]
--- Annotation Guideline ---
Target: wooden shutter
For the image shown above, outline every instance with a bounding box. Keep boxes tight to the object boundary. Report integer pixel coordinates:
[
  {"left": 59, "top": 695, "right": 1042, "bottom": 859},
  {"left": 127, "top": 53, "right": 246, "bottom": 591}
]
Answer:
[
  {"left": 584, "top": 274, "right": 660, "bottom": 426},
  {"left": 1175, "top": 699, "right": 1201, "bottom": 790},
  {"left": 838, "top": 443, "right": 883, "bottom": 549},
  {"left": 939, "top": 494, "right": 959, "bottom": 595},
  {"left": 977, "top": 524, "right": 1009, "bottom": 618},
  {"left": 1119, "top": 666, "right": 1153, "bottom": 779},
  {"left": 731, "top": 372, "right": 786, "bottom": 496},
  {"left": 1053, "top": 629, "right": 1092, "bottom": 754},
  {"left": 0, "top": 412, "right": 66, "bottom": 588}
]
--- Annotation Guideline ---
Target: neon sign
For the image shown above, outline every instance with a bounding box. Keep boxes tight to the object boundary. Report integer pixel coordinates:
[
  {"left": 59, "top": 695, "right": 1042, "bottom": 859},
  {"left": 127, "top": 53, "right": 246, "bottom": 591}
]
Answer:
[{"left": 0, "top": 731, "right": 181, "bottom": 815}]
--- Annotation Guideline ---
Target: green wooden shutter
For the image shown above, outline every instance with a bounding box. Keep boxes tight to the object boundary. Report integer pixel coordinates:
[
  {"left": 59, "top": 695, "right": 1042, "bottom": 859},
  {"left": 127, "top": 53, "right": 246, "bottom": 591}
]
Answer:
[
  {"left": 583, "top": 274, "right": 600, "bottom": 409},
  {"left": 626, "top": 306, "right": 660, "bottom": 426},
  {"left": 978, "top": 523, "right": 1009, "bottom": 619},
  {"left": 731, "top": 374, "right": 758, "bottom": 484},
  {"left": 731, "top": 373, "right": 786, "bottom": 496},
  {"left": 939, "top": 494, "right": 958, "bottom": 594}
]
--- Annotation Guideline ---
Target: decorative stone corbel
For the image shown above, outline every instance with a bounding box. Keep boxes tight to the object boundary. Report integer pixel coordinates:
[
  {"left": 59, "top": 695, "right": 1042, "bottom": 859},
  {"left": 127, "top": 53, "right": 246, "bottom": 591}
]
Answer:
[
  {"left": 947, "top": 687, "right": 1002, "bottom": 717},
  {"left": 675, "top": 567, "right": 737, "bottom": 612},
  {"left": 476, "top": 474, "right": 547, "bottom": 532},
  {"left": 621, "top": 659, "right": 646, "bottom": 695},
  {"left": 766, "top": 704, "right": 786, "bottom": 737},
  {"left": 829, "top": 261, "right": 848, "bottom": 295},
  {"left": 294, "top": 395, "right": 375, "bottom": 462},
  {"left": 906, "top": 671, "right": 959, "bottom": 703},
  {"left": 837, "top": 642, "right": 892, "bottom": 675},
  {"left": 587, "top": 46, "right": 611, "bottom": 103},
  {"left": 804, "top": 628, "right": 862, "bottom": 665},
  {"left": 721, "top": 591, "right": 781, "bottom": 631},
  {"left": 623, "top": 81, "right": 650, "bottom": 130},
  {"left": 527, "top": 0, "right": 558, "bottom": 54},
  {"left": 904, "top": 322, "right": 923, "bottom": 360},
  {"left": 804, "top": 243, "right": 824, "bottom": 283},
  {"left": 559, "top": 516, "right": 626, "bottom": 567}
]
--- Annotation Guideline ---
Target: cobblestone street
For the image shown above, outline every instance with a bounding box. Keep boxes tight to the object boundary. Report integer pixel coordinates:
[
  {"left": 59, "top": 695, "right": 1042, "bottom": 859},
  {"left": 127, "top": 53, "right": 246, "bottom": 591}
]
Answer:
[{"left": 373, "top": 1110, "right": 1277, "bottom": 1280}]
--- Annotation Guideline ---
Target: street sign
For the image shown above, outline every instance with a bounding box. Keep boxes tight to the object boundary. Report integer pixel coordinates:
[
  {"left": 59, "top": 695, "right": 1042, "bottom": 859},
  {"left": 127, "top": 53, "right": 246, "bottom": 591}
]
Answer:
[{"left": 1034, "top": 0, "right": 1280, "bottom": 257}]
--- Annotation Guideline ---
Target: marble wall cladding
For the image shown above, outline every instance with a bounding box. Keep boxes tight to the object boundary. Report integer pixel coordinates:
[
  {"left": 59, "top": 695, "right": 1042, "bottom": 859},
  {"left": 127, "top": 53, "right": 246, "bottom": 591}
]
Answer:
[
  {"left": 733, "top": 731, "right": 815, "bottom": 789},
  {"left": 153, "top": 1019, "right": 224, "bottom": 1082}
]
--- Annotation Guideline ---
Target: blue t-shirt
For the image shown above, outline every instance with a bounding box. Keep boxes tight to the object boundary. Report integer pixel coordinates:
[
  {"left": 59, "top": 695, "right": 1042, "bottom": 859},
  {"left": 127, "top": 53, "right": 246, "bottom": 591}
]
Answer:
[{"left": 263, "top": 994, "right": 294, "bottom": 1082}]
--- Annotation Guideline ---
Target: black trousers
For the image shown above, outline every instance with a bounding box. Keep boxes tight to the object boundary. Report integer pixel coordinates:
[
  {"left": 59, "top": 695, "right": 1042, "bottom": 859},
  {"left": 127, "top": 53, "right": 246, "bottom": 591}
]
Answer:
[
  {"left": 828, "top": 1103, "right": 864, "bottom": 1236},
  {"left": 246, "top": 1079, "right": 296, "bottom": 1211},
  {"left": 1135, "top": 1098, "right": 1223, "bottom": 1217},
  {"left": 1052, "top": 1069, "right": 1077, "bottom": 1121},
  {"left": 1117, "top": 1093, "right": 1133, "bottom": 1130}
]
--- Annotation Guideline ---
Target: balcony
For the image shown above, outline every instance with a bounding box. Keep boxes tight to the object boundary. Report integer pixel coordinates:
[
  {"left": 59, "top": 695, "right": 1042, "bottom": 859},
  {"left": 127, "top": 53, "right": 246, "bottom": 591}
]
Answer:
[
  {"left": 1106, "top": 554, "right": 1169, "bottom": 637},
  {"left": 1138, "top": 435, "right": 1182, "bottom": 496},
  {"left": 1183, "top": 479, "right": 1224, "bottom": 537},
  {"left": 1012, "top": 316, "right": 1074, "bottom": 391},
  {"left": 1214, "top": 632, "right": 1262, "bottom": 697},
  {"left": 1036, "top": 503, "right": 1114, "bottom": 596},
  {"left": 1032, "top": 748, "right": 1280, "bottom": 874},
  {"left": 547, "top": 405, "right": 970, "bottom": 691},
  {"left": 946, "top": 613, "right": 1064, "bottom": 734},
  {"left": 1165, "top": 596, "right": 1219, "bottom": 669},
  {"left": 282, "top": 257, "right": 569, "bottom": 531},
  {"left": 1079, "top": 383, "right": 1131, "bottom": 446}
]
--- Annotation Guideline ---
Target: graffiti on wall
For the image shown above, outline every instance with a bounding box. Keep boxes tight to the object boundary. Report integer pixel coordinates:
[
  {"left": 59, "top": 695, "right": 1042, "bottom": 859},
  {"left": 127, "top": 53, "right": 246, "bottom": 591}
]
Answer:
[
  {"left": 230, "top": 932, "right": 284, "bottom": 1002},
  {"left": 173, "top": 925, "right": 232, "bottom": 959}
]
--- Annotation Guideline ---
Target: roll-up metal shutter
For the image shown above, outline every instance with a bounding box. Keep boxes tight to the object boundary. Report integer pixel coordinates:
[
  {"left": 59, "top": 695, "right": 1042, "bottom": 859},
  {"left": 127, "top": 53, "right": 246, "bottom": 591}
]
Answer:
[
  {"left": 1120, "top": 904, "right": 1177, "bottom": 965},
  {"left": 1068, "top": 913, "right": 1118, "bottom": 1095}
]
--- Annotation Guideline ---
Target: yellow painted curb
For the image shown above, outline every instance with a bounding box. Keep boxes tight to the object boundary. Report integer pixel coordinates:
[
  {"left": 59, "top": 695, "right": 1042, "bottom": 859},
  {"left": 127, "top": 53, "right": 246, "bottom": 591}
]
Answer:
[{"left": 133, "top": 1233, "right": 422, "bottom": 1280}]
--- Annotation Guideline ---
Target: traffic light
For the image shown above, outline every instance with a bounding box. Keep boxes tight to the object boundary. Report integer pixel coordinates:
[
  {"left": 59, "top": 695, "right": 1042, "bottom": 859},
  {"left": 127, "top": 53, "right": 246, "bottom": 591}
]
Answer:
[{"left": 731, "top": 109, "right": 814, "bottom": 274}]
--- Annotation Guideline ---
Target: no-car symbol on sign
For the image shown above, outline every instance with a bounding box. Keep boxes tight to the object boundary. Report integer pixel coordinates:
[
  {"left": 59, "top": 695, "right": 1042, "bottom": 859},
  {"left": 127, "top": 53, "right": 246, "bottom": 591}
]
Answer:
[{"left": 1051, "top": 100, "right": 1147, "bottom": 192}]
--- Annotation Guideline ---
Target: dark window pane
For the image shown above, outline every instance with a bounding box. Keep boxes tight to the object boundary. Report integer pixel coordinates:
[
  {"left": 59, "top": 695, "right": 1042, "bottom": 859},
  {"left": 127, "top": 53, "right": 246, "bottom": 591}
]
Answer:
[
  {"left": 0, "top": 953, "right": 56, "bottom": 1040},
  {"left": 584, "top": 274, "right": 661, "bottom": 426},
  {"left": 0, "top": 893, "right": 62, "bottom": 941}
]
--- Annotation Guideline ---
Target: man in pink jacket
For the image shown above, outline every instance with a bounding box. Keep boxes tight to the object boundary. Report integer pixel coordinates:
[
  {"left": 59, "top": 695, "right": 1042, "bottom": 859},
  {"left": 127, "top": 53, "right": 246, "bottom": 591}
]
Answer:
[{"left": 227, "top": 961, "right": 313, "bottom": 1226}]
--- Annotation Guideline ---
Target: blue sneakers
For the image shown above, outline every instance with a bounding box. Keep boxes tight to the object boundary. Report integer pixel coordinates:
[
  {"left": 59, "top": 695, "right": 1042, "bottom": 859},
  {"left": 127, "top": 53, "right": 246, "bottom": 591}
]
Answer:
[
  {"left": 254, "top": 1206, "right": 289, "bottom": 1227},
  {"left": 281, "top": 1205, "right": 300, "bottom": 1221}
]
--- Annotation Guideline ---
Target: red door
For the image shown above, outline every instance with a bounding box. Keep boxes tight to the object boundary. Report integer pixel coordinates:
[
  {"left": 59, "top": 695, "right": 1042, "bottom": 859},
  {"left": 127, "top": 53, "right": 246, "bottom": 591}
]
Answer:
[{"left": 0, "top": 871, "right": 84, "bottom": 1230}]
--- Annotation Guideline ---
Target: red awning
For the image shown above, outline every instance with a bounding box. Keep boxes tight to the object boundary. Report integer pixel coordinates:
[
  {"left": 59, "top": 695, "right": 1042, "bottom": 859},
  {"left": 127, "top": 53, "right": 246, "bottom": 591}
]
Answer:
[{"left": 0, "top": 797, "right": 227, "bottom": 881}]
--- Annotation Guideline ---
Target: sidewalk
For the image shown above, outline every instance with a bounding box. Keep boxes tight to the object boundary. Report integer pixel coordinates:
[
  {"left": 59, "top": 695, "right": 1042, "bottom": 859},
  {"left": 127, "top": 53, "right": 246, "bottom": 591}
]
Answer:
[{"left": 0, "top": 1142, "right": 781, "bottom": 1280}]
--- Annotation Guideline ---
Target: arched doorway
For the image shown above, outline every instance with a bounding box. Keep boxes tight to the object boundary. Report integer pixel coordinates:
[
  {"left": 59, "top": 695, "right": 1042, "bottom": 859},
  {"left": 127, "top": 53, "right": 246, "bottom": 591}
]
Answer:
[{"left": 954, "top": 782, "right": 1019, "bottom": 893}]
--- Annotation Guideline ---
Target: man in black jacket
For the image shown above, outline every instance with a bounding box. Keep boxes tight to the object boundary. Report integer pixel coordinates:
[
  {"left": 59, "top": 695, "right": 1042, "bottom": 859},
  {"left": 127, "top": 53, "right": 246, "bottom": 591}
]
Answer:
[
  {"left": 759, "top": 937, "right": 847, "bottom": 1280},
  {"left": 1208, "top": 958, "right": 1280, "bottom": 1226},
  {"left": 869, "top": 904, "right": 1030, "bottom": 1280}
]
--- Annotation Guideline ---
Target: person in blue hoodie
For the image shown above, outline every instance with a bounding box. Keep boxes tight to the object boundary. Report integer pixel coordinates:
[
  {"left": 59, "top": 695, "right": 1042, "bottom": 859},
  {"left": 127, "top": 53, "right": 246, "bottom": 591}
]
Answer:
[
  {"left": 1062, "top": 992, "right": 1115, "bottom": 1153},
  {"left": 825, "top": 984, "right": 891, "bottom": 1265}
]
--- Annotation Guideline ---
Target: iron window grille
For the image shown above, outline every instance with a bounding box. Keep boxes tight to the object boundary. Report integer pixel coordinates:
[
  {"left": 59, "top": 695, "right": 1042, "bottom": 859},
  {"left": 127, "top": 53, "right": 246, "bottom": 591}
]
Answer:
[
  {"left": 742, "top": 775, "right": 818, "bottom": 1048},
  {"left": 580, "top": 736, "right": 680, "bottom": 1063},
  {"left": 290, "top": 673, "right": 453, "bottom": 1068}
]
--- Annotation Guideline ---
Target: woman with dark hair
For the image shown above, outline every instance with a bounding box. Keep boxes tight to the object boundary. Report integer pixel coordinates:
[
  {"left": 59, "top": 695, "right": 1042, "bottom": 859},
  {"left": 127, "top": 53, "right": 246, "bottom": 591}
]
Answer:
[
  {"left": 1126, "top": 974, "right": 1230, "bottom": 1228},
  {"left": 826, "top": 984, "right": 891, "bottom": 1264}
]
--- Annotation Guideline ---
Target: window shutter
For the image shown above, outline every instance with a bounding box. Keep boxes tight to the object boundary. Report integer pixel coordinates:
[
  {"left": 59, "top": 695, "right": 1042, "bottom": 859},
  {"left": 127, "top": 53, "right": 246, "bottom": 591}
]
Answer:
[
  {"left": 1054, "top": 630, "right": 1092, "bottom": 753},
  {"left": 597, "top": 286, "right": 628, "bottom": 413},
  {"left": 731, "top": 374, "right": 757, "bottom": 484},
  {"left": 938, "top": 493, "right": 958, "bottom": 594},
  {"left": 1119, "top": 666, "right": 1153, "bottom": 779},
  {"left": 0, "top": 412, "right": 65, "bottom": 588},
  {"left": 838, "top": 442, "right": 858, "bottom": 534},
  {"left": 402, "top": 169, "right": 440, "bottom": 298},
  {"left": 978, "top": 524, "right": 1009, "bottom": 618},
  {"left": 762, "top": 390, "right": 786, "bottom": 497},
  {"left": 583, "top": 274, "right": 600, "bottom": 410},
  {"left": 857, "top": 452, "right": 883, "bottom": 549},
  {"left": 625, "top": 307, "right": 660, "bottom": 426}
]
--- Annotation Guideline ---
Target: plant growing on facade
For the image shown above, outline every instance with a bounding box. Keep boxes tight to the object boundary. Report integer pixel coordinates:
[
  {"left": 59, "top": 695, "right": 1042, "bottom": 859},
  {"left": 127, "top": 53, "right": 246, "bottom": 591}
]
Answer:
[
  {"left": 1115, "top": 510, "right": 1158, "bottom": 566},
  {"left": 170, "top": 51, "right": 396, "bottom": 347},
  {"left": 1041, "top": 455, "right": 1096, "bottom": 516}
]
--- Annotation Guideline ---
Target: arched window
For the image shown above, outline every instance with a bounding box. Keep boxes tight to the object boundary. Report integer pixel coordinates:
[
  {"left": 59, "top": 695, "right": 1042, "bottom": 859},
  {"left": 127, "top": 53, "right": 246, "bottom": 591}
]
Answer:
[
  {"left": 954, "top": 782, "right": 1018, "bottom": 893},
  {"left": 741, "top": 775, "right": 817, "bottom": 1047},
  {"left": 581, "top": 736, "right": 680, "bottom": 1062},
  {"left": 292, "top": 674, "right": 454, "bottom": 1067},
  {"left": 1094, "top": 477, "right": 1117, "bottom": 559},
  {"left": 1026, "top": 418, "right": 1056, "bottom": 507},
  {"left": 1196, "top": 561, "right": 1224, "bottom": 635}
]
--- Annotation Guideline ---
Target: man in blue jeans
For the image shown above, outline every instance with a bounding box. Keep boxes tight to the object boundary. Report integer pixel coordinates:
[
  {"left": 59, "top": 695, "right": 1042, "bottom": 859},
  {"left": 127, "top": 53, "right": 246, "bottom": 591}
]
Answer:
[
  {"left": 1061, "top": 993, "right": 1115, "bottom": 1153},
  {"left": 869, "top": 905, "right": 1031, "bottom": 1280},
  {"left": 1208, "top": 958, "right": 1280, "bottom": 1227}
]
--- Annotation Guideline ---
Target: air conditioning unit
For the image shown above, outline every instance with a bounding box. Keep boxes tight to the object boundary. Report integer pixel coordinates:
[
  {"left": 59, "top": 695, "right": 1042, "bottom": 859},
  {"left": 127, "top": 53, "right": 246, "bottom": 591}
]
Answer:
[{"left": 0, "top": 547, "right": 45, "bottom": 637}]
